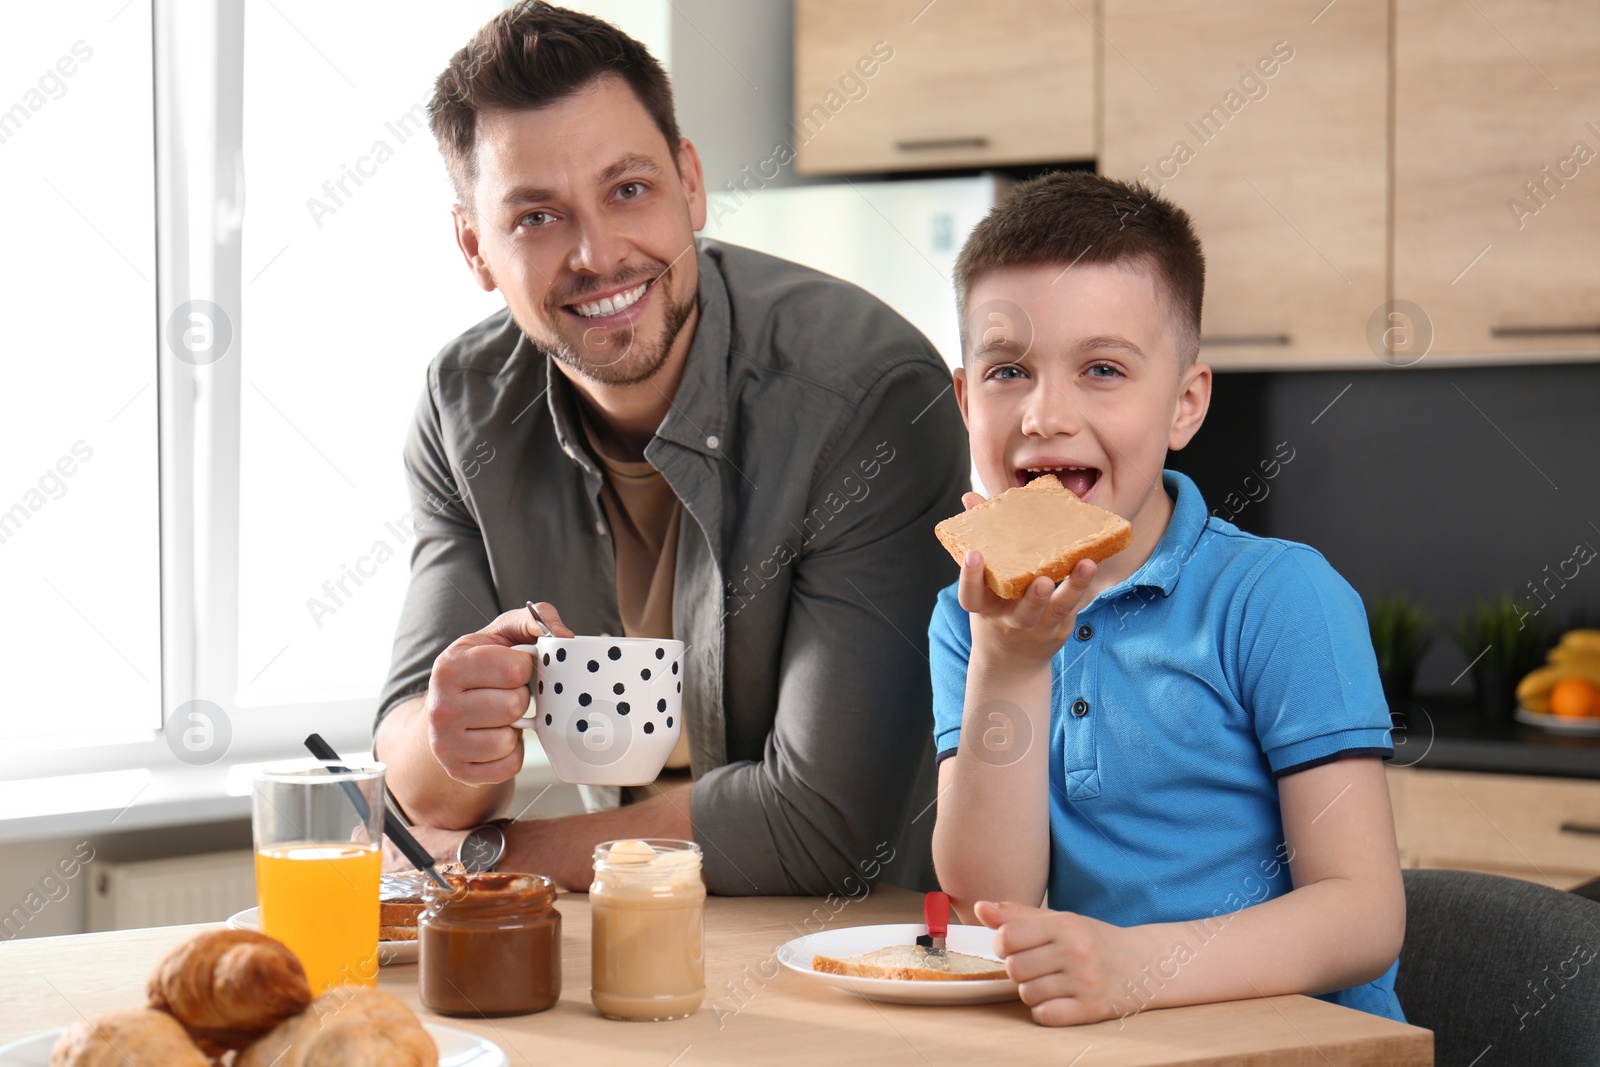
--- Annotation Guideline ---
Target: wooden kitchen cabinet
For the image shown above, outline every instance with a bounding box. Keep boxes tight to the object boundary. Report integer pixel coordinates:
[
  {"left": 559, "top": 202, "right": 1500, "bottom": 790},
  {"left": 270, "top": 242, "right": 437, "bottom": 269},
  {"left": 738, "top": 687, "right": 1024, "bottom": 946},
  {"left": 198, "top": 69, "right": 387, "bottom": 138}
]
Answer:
[
  {"left": 1386, "top": 765, "right": 1600, "bottom": 891},
  {"left": 792, "top": 0, "right": 1095, "bottom": 175},
  {"left": 1099, "top": 0, "right": 1389, "bottom": 368},
  {"left": 1394, "top": 0, "right": 1600, "bottom": 360}
]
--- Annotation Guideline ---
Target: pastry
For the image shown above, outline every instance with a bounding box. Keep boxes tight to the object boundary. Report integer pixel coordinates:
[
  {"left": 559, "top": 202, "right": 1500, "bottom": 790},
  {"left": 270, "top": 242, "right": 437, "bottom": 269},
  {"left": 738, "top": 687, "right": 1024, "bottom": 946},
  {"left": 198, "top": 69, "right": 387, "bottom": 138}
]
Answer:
[
  {"left": 235, "top": 988, "right": 437, "bottom": 1067},
  {"left": 50, "top": 1009, "right": 210, "bottom": 1067},
  {"left": 146, "top": 929, "right": 312, "bottom": 1056}
]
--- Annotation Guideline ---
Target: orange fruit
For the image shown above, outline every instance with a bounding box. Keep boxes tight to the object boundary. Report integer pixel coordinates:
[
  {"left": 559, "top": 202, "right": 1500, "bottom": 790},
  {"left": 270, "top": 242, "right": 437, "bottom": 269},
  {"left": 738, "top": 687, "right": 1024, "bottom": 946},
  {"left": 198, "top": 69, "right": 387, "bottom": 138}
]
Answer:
[{"left": 1549, "top": 677, "right": 1600, "bottom": 718}]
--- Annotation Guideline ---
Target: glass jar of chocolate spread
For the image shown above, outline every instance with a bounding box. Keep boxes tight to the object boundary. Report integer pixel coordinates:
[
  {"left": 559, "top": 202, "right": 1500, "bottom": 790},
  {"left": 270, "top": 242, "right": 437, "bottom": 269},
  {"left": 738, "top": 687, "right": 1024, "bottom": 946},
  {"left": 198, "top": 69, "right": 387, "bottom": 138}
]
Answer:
[
  {"left": 590, "top": 839, "right": 705, "bottom": 1021},
  {"left": 419, "top": 872, "right": 561, "bottom": 1017}
]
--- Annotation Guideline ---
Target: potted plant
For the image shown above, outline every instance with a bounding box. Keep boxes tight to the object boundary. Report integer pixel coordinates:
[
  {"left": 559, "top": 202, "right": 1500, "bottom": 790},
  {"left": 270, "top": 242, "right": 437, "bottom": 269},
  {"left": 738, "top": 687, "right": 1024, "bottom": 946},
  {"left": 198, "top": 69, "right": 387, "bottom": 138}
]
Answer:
[
  {"left": 1367, "top": 595, "right": 1432, "bottom": 705},
  {"left": 1454, "top": 596, "right": 1555, "bottom": 720}
]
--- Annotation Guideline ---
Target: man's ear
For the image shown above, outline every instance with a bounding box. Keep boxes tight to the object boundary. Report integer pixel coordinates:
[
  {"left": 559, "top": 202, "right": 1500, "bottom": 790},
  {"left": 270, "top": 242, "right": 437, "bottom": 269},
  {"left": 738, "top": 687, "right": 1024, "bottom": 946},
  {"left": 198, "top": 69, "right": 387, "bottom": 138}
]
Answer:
[
  {"left": 952, "top": 363, "right": 972, "bottom": 430},
  {"left": 452, "top": 205, "right": 498, "bottom": 293},
  {"left": 677, "top": 137, "right": 708, "bottom": 232},
  {"left": 1169, "top": 360, "right": 1212, "bottom": 450}
]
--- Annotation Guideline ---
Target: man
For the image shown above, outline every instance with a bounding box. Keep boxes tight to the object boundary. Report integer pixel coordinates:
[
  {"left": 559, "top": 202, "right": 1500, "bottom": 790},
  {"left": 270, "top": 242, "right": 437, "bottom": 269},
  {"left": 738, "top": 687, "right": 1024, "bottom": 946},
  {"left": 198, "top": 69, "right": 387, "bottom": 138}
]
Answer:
[{"left": 372, "top": 2, "right": 968, "bottom": 896}]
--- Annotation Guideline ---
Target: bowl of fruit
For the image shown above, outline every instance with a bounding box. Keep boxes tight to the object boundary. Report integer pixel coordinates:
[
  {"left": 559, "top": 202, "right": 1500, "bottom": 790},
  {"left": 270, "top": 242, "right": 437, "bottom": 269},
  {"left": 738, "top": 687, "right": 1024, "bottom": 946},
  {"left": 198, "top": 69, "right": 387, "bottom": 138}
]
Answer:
[{"left": 1516, "top": 629, "right": 1600, "bottom": 735}]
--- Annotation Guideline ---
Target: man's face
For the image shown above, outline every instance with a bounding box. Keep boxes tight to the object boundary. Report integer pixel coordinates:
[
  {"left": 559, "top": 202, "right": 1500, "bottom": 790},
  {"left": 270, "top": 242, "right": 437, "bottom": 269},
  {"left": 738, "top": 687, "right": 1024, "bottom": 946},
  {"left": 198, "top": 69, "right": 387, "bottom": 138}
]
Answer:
[
  {"left": 955, "top": 262, "right": 1210, "bottom": 537},
  {"left": 454, "top": 76, "right": 707, "bottom": 386}
]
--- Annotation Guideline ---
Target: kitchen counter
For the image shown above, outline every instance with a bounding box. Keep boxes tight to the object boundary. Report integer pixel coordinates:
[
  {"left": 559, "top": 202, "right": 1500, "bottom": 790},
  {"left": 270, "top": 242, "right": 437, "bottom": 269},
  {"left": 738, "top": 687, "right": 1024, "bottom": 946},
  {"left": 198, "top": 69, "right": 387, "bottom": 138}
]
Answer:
[
  {"left": 1389, "top": 697, "right": 1600, "bottom": 780},
  {"left": 0, "top": 885, "right": 1430, "bottom": 1066}
]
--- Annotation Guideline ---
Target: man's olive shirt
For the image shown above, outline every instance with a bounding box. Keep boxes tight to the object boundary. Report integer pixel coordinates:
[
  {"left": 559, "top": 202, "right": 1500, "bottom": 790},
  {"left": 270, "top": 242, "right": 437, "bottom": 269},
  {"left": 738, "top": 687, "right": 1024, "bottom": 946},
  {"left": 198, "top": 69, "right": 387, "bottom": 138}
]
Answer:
[{"left": 377, "top": 240, "right": 969, "bottom": 895}]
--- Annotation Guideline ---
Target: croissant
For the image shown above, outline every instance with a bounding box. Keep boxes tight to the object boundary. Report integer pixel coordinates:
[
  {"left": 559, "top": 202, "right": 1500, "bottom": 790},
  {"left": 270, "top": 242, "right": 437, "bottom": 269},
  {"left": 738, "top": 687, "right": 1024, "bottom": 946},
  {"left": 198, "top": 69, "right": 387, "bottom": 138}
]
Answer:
[
  {"left": 236, "top": 988, "right": 437, "bottom": 1067},
  {"left": 146, "top": 929, "right": 312, "bottom": 1056},
  {"left": 50, "top": 1009, "right": 210, "bottom": 1067}
]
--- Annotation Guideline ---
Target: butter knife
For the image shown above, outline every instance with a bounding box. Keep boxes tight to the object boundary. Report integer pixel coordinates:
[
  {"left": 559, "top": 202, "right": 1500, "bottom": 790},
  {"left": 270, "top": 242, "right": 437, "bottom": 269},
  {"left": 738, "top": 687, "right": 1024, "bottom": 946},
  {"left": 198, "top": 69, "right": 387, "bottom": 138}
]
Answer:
[{"left": 916, "top": 890, "right": 951, "bottom": 971}]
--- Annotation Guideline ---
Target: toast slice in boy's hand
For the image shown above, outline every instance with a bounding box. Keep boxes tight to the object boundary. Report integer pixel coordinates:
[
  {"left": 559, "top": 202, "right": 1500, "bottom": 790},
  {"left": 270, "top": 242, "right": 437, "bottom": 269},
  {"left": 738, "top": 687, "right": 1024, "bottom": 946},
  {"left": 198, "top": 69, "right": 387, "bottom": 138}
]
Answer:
[
  {"left": 811, "top": 944, "right": 1009, "bottom": 982},
  {"left": 934, "top": 474, "right": 1133, "bottom": 599}
]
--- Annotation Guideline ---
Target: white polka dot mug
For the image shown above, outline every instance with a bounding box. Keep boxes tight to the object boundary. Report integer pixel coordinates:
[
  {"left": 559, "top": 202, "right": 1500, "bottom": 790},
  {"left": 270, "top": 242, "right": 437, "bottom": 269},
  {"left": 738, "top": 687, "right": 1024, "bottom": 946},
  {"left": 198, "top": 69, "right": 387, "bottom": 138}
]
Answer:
[{"left": 513, "top": 636, "right": 686, "bottom": 786}]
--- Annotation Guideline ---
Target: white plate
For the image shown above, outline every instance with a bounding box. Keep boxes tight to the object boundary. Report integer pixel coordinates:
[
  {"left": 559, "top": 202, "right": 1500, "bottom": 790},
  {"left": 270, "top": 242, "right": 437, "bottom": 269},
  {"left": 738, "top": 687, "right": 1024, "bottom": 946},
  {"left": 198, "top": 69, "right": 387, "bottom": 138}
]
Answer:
[
  {"left": 777, "top": 923, "right": 1017, "bottom": 1005},
  {"left": 0, "top": 1023, "right": 504, "bottom": 1066},
  {"left": 1516, "top": 706, "right": 1600, "bottom": 735},
  {"left": 227, "top": 907, "right": 418, "bottom": 965}
]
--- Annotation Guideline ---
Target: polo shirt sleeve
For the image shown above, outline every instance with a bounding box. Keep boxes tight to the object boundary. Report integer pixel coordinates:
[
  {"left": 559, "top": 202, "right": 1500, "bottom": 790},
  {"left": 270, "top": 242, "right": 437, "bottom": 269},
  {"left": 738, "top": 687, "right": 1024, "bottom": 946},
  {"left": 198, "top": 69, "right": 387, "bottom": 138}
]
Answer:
[
  {"left": 929, "top": 583, "right": 971, "bottom": 764},
  {"left": 1236, "top": 545, "right": 1393, "bottom": 777}
]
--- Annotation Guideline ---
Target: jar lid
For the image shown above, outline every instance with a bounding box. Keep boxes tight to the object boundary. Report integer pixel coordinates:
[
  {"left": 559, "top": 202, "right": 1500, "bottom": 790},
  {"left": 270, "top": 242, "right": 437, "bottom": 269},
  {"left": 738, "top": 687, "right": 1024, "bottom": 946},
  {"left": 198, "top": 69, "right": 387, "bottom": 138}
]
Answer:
[{"left": 423, "top": 871, "right": 556, "bottom": 910}]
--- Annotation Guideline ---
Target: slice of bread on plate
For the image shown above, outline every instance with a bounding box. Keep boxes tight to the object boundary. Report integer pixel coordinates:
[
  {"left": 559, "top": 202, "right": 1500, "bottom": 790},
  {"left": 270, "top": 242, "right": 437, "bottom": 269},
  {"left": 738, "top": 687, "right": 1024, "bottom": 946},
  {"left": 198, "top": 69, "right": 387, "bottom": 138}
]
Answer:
[
  {"left": 934, "top": 474, "right": 1133, "bottom": 599},
  {"left": 812, "top": 945, "right": 1008, "bottom": 982}
]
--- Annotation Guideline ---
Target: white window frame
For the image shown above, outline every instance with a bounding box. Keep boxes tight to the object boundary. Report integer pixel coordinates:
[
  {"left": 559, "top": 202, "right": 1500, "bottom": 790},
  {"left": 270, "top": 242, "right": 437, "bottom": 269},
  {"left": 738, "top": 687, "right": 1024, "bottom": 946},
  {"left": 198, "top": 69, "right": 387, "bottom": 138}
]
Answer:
[{"left": 0, "top": 0, "right": 373, "bottom": 790}]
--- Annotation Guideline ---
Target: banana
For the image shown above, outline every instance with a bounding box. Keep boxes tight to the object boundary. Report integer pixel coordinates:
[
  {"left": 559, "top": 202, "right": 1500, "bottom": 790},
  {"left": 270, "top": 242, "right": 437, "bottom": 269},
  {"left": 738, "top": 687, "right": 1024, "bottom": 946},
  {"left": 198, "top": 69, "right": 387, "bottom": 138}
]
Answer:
[
  {"left": 1555, "top": 629, "right": 1600, "bottom": 654},
  {"left": 1518, "top": 661, "right": 1600, "bottom": 713}
]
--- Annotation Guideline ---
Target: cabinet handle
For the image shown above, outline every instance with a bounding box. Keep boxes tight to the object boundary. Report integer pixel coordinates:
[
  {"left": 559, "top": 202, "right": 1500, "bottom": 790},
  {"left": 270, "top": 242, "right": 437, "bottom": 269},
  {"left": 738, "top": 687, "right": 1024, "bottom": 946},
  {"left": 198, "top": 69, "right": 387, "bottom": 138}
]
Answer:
[
  {"left": 1491, "top": 325, "right": 1600, "bottom": 339},
  {"left": 1559, "top": 821, "right": 1600, "bottom": 836},
  {"left": 1201, "top": 334, "right": 1292, "bottom": 347},
  {"left": 894, "top": 136, "right": 989, "bottom": 152}
]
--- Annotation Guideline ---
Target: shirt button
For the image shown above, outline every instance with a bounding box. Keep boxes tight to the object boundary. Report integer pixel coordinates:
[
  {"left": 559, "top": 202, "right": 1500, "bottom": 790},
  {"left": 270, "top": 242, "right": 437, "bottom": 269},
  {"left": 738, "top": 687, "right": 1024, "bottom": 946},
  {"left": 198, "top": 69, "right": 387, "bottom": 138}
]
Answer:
[
  {"left": 595, "top": 520, "right": 607, "bottom": 536},
  {"left": 1071, "top": 699, "right": 1089, "bottom": 718},
  {"left": 705, "top": 434, "right": 720, "bottom": 450},
  {"left": 1077, "top": 624, "right": 1094, "bottom": 641}
]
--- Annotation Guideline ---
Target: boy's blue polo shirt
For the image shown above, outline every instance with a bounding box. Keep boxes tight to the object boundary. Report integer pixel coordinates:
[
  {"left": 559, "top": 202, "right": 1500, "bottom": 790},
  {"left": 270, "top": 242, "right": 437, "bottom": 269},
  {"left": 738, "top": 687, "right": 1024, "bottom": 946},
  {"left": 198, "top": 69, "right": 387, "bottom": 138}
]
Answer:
[{"left": 929, "top": 470, "right": 1402, "bottom": 1021}]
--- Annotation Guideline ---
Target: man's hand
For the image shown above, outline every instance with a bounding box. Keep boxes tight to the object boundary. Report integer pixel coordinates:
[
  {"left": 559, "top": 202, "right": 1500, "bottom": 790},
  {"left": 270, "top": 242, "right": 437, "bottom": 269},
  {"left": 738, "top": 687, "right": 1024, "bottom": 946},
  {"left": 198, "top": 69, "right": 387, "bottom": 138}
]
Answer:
[
  {"left": 956, "top": 491, "right": 1097, "bottom": 674},
  {"left": 425, "top": 602, "right": 574, "bottom": 786},
  {"left": 976, "top": 900, "right": 1145, "bottom": 1027}
]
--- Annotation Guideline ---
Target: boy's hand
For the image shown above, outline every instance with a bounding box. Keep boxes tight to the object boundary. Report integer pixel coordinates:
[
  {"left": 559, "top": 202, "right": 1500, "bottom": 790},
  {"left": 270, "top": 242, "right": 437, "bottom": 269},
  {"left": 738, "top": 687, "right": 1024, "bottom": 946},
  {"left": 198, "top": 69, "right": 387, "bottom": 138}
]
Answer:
[
  {"left": 976, "top": 900, "right": 1143, "bottom": 1027},
  {"left": 956, "top": 491, "right": 1097, "bottom": 673}
]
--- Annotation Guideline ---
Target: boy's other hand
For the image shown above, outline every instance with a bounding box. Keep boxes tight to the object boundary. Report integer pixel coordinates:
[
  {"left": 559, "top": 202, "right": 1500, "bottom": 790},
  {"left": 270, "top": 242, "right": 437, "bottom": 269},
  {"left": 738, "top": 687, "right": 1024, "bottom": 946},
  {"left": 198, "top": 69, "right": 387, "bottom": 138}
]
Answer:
[
  {"left": 976, "top": 899, "right": 1141, "bottom": 1027},
  {"left": 956, "top": 492, "right": 1097, "bottom": 673}
]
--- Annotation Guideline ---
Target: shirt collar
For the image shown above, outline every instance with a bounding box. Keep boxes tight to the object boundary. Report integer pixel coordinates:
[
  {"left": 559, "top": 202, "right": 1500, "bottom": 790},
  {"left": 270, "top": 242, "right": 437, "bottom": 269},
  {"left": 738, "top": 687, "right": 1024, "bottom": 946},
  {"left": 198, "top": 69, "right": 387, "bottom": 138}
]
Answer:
[
  {"left": 650, "top": 245, "right": 730, "bottom": 459},
  {"left": 1098, "top": 469, "right": 1211, "bottom": 600},
  {"left": 544, "top": 244, "right": 731, "bottom": 469}
]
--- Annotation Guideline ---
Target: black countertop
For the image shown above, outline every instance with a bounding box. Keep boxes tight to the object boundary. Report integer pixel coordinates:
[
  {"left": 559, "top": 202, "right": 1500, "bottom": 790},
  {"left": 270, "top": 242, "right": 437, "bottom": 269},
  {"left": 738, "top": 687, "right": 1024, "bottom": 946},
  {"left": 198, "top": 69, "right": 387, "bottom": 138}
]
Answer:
[{"left": 1388, "top": 696, "right": 1600, "bottom": 780}]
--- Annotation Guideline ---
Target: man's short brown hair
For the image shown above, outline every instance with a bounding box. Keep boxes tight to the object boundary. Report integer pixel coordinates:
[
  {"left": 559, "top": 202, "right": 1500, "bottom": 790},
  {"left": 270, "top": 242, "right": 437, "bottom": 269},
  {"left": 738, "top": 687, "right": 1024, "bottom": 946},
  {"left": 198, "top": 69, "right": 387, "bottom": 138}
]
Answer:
[
  {"left": 429, "top": 1, "right": 680, "bottom": 208},
  {"left": 955, "top": 172, "right": 1206, "bottom": 363}
]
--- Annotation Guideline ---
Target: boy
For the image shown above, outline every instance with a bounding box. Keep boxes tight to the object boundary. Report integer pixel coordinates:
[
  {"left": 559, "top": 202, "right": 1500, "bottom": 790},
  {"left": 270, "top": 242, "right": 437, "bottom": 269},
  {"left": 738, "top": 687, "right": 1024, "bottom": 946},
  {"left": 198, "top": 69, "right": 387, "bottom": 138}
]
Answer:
[{"left": 930, "top": 173, "right": 1405, "bottom": 1026}]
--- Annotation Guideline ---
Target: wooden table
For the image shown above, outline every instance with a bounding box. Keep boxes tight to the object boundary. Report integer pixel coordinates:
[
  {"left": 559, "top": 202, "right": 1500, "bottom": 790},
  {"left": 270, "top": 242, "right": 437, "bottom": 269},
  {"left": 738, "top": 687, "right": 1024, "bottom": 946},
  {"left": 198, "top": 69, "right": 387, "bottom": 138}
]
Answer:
[{"left": 0, "top": 885, "right": 1431, "bottom": 1065}]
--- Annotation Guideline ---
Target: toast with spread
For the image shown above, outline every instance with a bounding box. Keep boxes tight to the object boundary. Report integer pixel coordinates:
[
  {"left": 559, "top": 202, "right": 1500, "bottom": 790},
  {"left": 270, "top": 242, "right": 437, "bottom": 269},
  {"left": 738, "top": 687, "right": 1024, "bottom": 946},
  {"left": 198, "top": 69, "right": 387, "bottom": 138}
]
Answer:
[{"left": 934, "top": 474, "right": 1132, "bottom": 599}]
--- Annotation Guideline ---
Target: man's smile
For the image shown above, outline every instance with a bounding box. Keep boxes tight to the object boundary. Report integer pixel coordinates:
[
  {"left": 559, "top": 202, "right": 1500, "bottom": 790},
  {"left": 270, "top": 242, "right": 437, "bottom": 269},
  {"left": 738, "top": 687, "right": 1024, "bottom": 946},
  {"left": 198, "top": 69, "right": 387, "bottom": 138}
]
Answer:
[{"left": 560, "top": 276, "right": 657, "bottom": 328}]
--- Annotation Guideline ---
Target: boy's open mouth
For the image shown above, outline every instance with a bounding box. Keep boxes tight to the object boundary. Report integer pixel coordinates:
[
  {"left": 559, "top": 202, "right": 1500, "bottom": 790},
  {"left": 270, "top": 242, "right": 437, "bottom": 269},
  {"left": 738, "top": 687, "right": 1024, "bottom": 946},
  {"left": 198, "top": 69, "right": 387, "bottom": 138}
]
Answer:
[{"left": 1015, "top": 465, "right": 1099, "bottom": 500}]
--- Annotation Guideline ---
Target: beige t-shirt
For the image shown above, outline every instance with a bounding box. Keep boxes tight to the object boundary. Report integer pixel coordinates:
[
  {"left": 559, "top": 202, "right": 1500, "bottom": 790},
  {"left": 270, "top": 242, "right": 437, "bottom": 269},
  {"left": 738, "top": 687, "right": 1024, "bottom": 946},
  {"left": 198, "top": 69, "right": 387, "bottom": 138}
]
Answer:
[{"left": 580, "top": 412, "right": 691, "bottom": 773}]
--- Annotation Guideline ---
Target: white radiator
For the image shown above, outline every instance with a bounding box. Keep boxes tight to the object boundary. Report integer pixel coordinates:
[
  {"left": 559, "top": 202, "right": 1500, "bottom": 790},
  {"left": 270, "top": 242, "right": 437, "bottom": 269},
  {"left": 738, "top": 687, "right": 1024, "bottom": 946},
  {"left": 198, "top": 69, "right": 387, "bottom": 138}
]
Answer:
[{"left": 86, "top": 850, "right": 257, "bottom": 931}]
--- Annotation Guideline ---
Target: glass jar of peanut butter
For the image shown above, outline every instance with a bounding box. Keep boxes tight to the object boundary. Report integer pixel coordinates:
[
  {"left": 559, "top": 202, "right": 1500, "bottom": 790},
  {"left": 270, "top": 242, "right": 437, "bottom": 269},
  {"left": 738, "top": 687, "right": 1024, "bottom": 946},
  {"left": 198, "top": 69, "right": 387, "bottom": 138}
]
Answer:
[
  {"left": 419, "top": 872, "right": 561, "bottom": 1017},
  {"left": 590, "top": 839, "right": 705, "bottom": 1021}
]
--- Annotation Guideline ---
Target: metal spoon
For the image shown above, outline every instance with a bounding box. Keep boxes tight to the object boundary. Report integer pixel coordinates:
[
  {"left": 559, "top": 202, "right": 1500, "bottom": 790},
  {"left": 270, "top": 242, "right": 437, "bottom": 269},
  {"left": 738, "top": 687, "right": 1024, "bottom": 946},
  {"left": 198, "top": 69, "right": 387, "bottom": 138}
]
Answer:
[{"left": 526, "top": 600, "right": 555, "bottom": 638}]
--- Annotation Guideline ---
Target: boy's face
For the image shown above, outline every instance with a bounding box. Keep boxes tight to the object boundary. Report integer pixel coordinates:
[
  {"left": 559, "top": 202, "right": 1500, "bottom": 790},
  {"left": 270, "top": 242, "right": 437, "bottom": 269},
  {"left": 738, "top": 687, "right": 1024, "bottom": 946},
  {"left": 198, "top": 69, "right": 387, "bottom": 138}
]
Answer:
[
  {"left": 451, "top": 76, "right": 707, "bottom": 387},
  {"left": 954, "top": 262, "right": 1210, "bottom": 540}
]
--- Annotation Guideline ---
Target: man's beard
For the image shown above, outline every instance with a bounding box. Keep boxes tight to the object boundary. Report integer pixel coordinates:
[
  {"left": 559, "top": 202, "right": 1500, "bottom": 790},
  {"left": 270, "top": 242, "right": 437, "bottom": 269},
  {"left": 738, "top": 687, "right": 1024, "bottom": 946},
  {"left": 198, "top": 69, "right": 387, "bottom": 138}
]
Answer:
[{"left": 542, "top": 271, "right": 696, "bottom": 388}]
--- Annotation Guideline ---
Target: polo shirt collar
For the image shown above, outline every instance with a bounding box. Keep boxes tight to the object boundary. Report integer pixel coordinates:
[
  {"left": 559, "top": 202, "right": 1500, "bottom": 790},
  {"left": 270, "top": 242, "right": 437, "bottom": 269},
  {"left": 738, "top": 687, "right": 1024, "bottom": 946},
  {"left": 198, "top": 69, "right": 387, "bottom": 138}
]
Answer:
[
  {"left": 1098, "top": 469, "right": 1210, "bottom": 600},
  {"left": 544, "top": 244, "right": 731, "bottom": 469}
]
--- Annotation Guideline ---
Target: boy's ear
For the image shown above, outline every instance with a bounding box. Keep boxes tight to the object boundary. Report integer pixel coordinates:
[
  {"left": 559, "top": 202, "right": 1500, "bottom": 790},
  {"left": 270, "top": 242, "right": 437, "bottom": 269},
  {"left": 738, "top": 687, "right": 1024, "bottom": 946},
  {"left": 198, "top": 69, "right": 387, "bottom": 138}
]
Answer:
[
  {"left": 952, "top": 364, "right": 972, "bottom": 430},
  {"left": 1168, "top": 360, "right": 1212, "bottom": 451}
]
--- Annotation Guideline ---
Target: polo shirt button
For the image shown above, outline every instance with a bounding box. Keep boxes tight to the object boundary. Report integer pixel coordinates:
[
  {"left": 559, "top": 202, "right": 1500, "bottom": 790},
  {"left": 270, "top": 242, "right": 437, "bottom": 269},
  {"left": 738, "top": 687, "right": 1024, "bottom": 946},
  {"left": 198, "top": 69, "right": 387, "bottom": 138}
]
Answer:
[
  {"left": 705, "top": 434, "right": 720, "bottom": 450},
  {"left": 1071, "top": 699, "right": 1089, "bottom": 717},
  {"left": 595, "top": 520, "right": 607, "bottom": 536},
  {"left": 1077, "top": 624, "right": 1094, "bottom": 641}
]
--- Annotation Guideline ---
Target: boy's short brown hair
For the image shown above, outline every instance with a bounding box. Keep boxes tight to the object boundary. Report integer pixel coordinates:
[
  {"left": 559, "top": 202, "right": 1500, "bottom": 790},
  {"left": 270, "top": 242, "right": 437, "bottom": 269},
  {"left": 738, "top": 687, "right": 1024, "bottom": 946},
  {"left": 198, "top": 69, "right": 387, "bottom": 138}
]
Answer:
[
  {"left": 429, "top": 1, "right": 680, "bottom": 209},
  {"left": 955, "top": 172, "right": 1206, "bottom": 363}
]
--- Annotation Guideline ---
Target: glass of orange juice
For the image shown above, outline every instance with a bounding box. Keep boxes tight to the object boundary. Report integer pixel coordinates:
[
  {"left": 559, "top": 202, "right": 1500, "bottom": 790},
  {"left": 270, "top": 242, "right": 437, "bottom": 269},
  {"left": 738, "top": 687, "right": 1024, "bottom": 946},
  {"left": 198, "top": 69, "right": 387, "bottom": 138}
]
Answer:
[{"left": 251, "top": 759, "right": 384, "bottom": 993}]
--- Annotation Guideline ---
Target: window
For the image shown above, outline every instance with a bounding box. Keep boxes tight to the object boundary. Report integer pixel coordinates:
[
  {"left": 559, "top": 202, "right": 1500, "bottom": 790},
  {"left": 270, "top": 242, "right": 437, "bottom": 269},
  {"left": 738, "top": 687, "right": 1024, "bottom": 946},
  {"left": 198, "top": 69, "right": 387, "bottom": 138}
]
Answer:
[
  {"left": 236, "top": 2, "right": 507, "bottom": 704},
  {"left": 0, "top": 1, "right": 674, "bottom": 768},
  {"left": 0, "top": 3, "right": 160, "bottom": 743}
]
